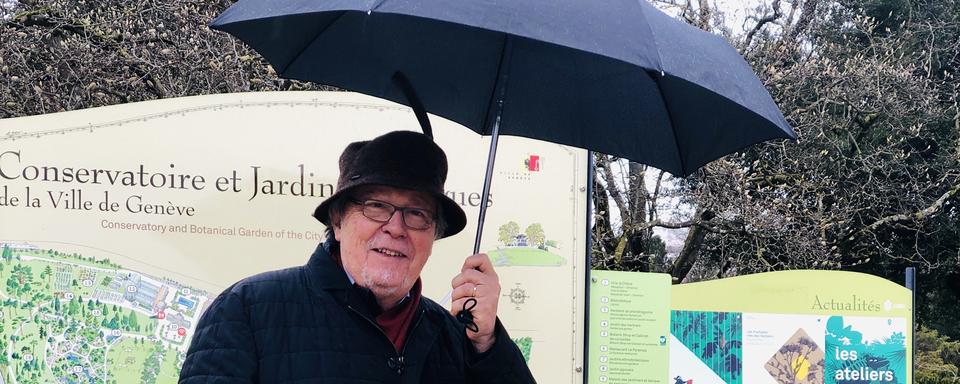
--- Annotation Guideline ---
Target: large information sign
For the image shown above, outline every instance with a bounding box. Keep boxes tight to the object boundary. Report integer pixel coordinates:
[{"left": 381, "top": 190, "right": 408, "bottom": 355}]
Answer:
[
  {"left": 589, "top": 270, "right": 912, "bottom": 384},
  {"left": 0, "top": 92, "right": 588, "bottom": 383}
]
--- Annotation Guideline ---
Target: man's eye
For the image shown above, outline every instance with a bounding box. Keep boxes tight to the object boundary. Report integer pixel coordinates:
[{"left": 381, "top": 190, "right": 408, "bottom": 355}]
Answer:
[
  {"left": 407, "top": 209, "right": 428, "bottom": 218},
  {"left": 366, "top": 201, "right": 390, "bottom": 209}
]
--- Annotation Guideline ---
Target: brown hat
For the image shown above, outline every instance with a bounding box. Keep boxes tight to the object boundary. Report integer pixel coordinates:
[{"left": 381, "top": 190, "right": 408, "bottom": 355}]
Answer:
[{"left": 313, "top": 131, "right": 467, "bottom": 238}]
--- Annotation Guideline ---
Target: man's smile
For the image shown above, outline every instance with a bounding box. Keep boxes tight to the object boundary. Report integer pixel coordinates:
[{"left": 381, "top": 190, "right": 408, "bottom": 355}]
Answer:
[{"left": 372, "top": 247, "right": 408, "bottom": 258}]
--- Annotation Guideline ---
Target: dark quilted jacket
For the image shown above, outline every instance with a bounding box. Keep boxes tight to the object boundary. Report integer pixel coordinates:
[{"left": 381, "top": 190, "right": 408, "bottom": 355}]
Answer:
[{"left": 179, "top": 241, "right": 536, "bottom": 383}]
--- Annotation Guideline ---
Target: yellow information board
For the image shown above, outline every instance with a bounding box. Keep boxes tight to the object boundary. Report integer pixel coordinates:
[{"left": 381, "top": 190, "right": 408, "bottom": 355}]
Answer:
[
  {"left": 0, "top": 92, "right": 588, "bottom": 383},
  {"left": 589, "top": 270, "right": 912, "bottom": 384}
]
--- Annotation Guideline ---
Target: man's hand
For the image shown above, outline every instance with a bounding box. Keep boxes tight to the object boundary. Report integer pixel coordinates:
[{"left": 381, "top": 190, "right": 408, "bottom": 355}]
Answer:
[{"left": 450, "top": 253, "right": 500, "bottom": 353}]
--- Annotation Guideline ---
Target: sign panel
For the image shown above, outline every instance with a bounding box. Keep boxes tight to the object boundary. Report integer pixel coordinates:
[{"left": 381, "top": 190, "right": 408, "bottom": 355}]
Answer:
[
  {"left": 589, "top": 270, "right": 912, "bottom": 384},
  {"left": 588, "top": 271, "right": 670, "bottom": 384},
  {"left": 0, "top": 91, "right": 588, "bottom": 383}
]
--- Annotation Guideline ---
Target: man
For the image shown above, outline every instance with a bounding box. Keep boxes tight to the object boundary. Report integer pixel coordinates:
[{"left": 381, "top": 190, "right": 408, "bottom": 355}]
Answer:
[{"left": 179, "top": 131, "right": 536, "bottom": 383}]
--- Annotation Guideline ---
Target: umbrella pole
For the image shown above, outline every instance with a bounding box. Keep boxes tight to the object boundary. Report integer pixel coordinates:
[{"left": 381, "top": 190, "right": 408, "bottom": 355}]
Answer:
[
  {"left": 455, "top": 36, "right": 513, "bottom": 332},
  {"left": 473, "top": 117, "right": 501, "bottom": 254},
  {"left": 472, "top": 35, "right": 514, "bottom": 254},
  {"left": 453, "top": 116, "right": 498, "bottom": 329}
]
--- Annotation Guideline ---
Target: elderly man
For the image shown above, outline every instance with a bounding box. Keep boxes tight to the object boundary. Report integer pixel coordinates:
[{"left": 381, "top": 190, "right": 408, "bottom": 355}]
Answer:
[{"left": 179, "top": 131, "right": 535, "bottom": 383}]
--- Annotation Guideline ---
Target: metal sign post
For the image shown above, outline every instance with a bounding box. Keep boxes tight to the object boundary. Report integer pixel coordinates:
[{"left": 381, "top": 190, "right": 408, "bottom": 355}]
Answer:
[{"left": 905, "top": 267, "right": 916, "bottom": 383}]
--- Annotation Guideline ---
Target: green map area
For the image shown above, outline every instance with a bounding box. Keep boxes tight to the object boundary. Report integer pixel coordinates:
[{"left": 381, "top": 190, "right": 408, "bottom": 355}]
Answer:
[
  {"left": 489, "top": 247, "right": 565, "bottom": 267},
  {"left": 492, "top": 221, "right": 566, "bottom": 267},
  {"left": 0, "top": 244, "right": 208, "bottom": 384},
  {"left": 513, "top": 337, "right": 533, "bottom": 363}
]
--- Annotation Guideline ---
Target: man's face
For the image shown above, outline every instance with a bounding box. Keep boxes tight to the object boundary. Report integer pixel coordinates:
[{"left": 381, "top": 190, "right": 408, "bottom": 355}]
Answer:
[{"left": 332, "top": 185, "right": 437, "bottom": 302}]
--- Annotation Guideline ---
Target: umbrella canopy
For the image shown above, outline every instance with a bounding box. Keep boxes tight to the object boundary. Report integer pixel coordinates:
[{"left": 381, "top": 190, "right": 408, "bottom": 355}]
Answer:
[{"left": 211, "top": 0, "right": 796, "bottom": 177}]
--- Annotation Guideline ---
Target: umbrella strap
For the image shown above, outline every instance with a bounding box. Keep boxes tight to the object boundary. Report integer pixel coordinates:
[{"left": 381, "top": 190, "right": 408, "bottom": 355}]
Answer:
[
  {"left": 392, "top": 71, "right": 433, "bottom": 139},
  {"left": 456, "top": 298, "right": 479, "bottom": 333}
]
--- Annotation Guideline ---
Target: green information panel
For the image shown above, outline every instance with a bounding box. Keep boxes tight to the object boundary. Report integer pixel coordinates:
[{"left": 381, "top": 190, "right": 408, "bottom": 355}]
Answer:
[{"left": 588, "top": 270, "right": 671, "bottom": 383}]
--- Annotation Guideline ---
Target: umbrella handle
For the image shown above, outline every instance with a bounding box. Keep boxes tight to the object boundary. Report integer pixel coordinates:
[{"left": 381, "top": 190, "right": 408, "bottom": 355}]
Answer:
[{"left": 392, "top": 71, "right": 433, "bottom": 139}]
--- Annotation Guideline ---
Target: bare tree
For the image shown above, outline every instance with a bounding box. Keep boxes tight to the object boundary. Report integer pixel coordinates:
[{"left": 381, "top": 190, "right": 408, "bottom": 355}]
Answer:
[
  {"left": 592, "top": 0, "right": 959, "bottom": 286},
  {"left": 0, "top": 0, "right": 332, "bottom": 119}
]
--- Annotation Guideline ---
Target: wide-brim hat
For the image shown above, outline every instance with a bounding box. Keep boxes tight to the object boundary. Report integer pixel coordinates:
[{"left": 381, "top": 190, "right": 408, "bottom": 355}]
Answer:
[{"left": 313, "top": 130, "right": 467, "bottom": 239}]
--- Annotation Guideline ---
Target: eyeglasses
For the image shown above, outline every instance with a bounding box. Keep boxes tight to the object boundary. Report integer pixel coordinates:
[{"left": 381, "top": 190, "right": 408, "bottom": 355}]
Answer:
[{"left": 349, "top": 199, "right": 436, "bottom": 230}]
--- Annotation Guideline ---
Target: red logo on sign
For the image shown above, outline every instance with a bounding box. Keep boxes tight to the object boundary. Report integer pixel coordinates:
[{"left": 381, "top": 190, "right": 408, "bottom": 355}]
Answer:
[
  {"left": 526, "top": 155, "right": 540, "bottom": 172},
  {"left": 157, "top": 311, "right": 166, "bottom": 320},
  {"left": 177, "top": 328, "right": 186, "bottom": 336}
]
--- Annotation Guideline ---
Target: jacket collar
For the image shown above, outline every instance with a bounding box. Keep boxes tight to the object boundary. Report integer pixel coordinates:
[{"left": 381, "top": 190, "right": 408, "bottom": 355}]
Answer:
[
  {"left": 304, "top": 239, "right": 446, "bottom": 364},
  {"left": 305, "top": 239, "right": 352, "bottom": 292},
  {"left": 303, "top": 238, "right": 391, "bottom": 318}
]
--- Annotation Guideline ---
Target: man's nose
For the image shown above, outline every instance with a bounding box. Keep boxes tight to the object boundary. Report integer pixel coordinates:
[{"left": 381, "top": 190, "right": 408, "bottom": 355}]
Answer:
[{"left": 381, "top": 210, "right": 407, "bottom": 237}]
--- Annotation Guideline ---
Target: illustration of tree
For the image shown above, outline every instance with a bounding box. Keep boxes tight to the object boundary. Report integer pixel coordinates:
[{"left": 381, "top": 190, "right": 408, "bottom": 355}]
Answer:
[
  {"left": 41, "top": 266, "right": 52, "bottom": 285},
  {"left": 1, "top": 245, "right": 11, "bottom": 264},
  {"left": 498, "top": 222, "right": 520, "bottom": 245},
  {"left": 6, "top": 264, "right": 34, "bottom": 302},
  {"left": 128, "top": 310, "right": 139, "bottom": 330},
  {"left": 0, "top": 262, "right": 4, "bottom": 279},
  {"left": 524, "top": 224, "right": 546, "bottom": 248},
  {"left": 67, "top": 298, "right": 79, "bottom": 316},
  {"left": 4, "top": 276, "right": 16, "bottom": 300}
]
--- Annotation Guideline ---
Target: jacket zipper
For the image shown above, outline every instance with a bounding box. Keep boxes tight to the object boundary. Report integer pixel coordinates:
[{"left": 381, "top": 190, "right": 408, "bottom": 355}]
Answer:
[{"left": 346, "top": 305, "right": 426, "bottom": 376}]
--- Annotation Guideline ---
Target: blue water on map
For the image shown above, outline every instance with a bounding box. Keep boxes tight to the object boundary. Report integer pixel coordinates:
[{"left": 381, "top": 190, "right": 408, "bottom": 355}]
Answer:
[{"left": 178, "top": 296, "right": 196, "bottom": 309}]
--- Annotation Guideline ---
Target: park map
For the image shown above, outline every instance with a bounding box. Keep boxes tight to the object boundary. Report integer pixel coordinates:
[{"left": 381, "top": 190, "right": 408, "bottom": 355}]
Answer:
[{"left": 0, "top": 244, "right": 208, "bottom": 384}]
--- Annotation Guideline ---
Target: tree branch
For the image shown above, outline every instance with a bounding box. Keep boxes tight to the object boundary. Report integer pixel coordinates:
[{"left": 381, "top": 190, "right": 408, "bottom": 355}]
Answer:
[
  {"left": 668, "top": 209, "right": 713, "bottom": 282},
  {"left": 744, "top": 0, "right": 782, "bottom": 47},
  {"left": 849, "top": 182, "right": 960, "bottom": 241},
  {"left": 786, "top": 0, "right": 821, "bottom": 41},
  {"left": 598, "top": 155, "right": 630, "bottom": 227}
]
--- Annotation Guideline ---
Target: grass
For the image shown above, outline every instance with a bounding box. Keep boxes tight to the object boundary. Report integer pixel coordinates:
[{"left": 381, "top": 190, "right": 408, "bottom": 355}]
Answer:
[
  {"left": 13, "top": 249, "right": 118, "bottom": 271},
  {"left": 11, "top": 321, "right": 51, "bottom": 383},
  {"left": 156, "top": 347, "right": 182, "bottom": 383},
  {"left": 106, "top": 337, "right": 153, "bottom": 384},
  {"left": 488, "top": 247, "right": 566, "bottom": 267}
]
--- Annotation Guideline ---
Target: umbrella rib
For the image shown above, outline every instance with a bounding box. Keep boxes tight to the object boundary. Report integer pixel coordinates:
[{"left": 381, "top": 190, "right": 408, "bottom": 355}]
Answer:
[
  {"left": 277, "top": 11, "right": 348, "bottom": 75},
  {"left": 655, "top": 73, "right": 689, "bottom": 176}
]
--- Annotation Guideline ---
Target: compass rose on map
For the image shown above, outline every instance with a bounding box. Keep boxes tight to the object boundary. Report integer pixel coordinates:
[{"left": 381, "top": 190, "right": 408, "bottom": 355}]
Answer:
[{"left": 503, "top": 283, "right": 530, "bottom": 310}]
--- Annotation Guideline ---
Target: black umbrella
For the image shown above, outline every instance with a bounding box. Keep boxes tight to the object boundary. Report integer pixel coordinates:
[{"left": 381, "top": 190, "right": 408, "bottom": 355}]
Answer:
[
  {"left": 210, "top": 0, "right": 796, "bottom": 254},
  {"left": 211, "top": 1, "right": 797, "bottom": 335}
]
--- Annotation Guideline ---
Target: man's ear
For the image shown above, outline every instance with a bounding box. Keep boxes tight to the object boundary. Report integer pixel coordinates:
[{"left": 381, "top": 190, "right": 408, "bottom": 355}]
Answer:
[{"left": 330, "top": 212, "right": 342, "bottom": 241}]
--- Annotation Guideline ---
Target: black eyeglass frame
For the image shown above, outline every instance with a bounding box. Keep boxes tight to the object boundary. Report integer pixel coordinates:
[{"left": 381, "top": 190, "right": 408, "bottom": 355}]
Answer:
[{"left": 347, "top": 198, "right": 438, "bottom": 231}]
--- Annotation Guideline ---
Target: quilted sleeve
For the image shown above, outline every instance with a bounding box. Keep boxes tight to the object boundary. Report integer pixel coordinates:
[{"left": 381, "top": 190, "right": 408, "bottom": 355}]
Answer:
[{"left": 179, "top": 286, "right": 259, "bottom": 384}]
